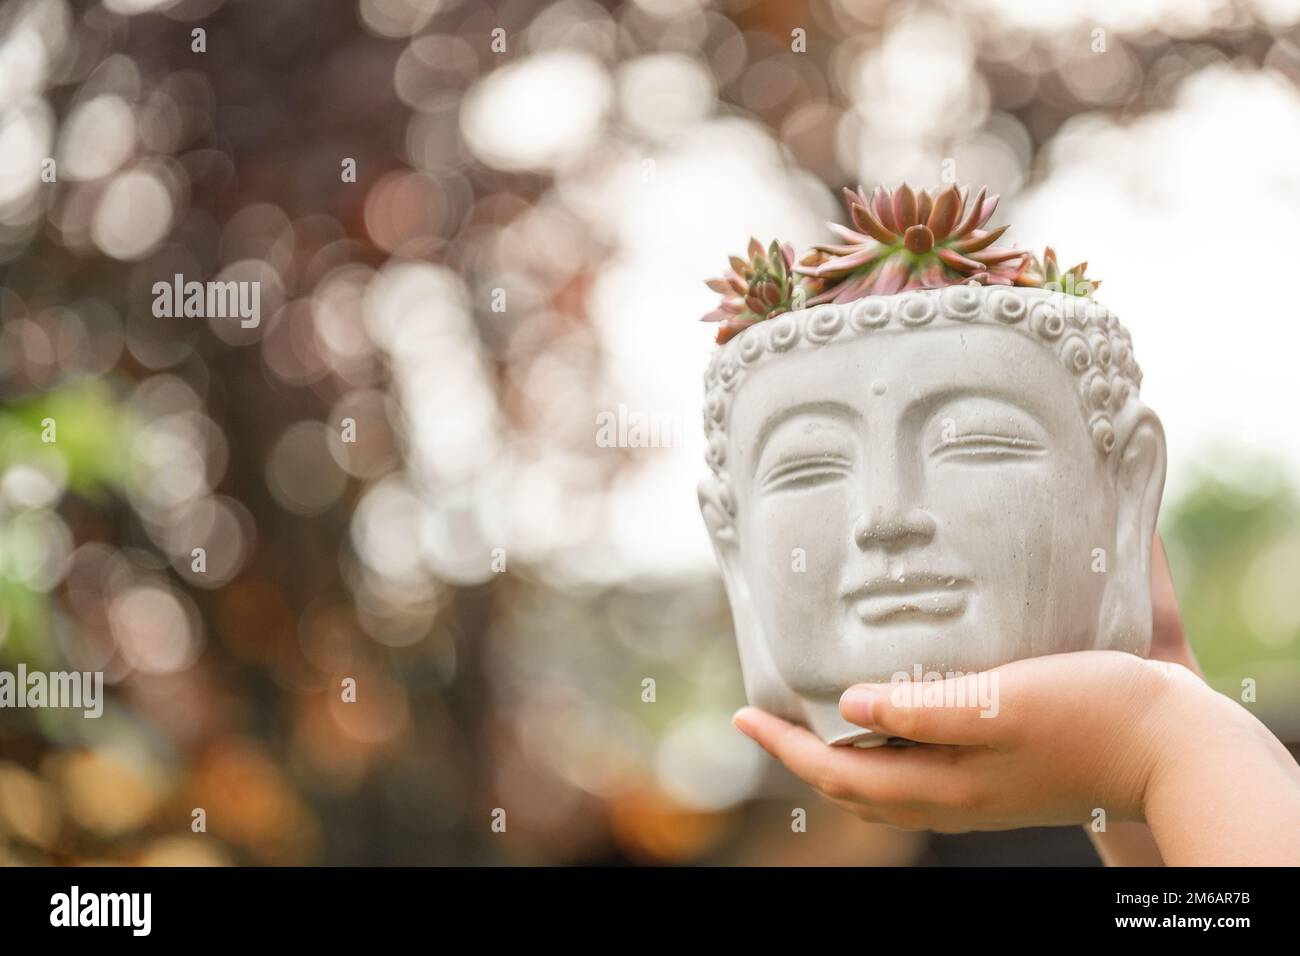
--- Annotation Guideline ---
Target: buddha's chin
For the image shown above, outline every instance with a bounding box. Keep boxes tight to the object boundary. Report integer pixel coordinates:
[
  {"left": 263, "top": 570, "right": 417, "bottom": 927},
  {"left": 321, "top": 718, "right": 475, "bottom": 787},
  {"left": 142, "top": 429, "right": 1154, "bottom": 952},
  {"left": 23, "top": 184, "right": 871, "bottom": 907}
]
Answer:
[
  {"left": 837, "top": 614, "right": 995, "bottom": 680},
  {"left": 768, "top": 626, "right": 992, "bottom": 700}
]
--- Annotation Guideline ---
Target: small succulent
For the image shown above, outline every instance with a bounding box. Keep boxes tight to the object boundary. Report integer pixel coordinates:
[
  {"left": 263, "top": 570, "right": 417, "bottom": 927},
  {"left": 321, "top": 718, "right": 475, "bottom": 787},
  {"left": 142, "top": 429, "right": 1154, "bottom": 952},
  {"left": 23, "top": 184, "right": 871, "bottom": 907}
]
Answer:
[
  {"left": 794, "top": 184, "right": 1030, "bottom": 303},
  {"left": 701, "top": 238, "right": 806, "bottom": 345},
  {"left": 1017, "top": 247, "right": 1100, "bottom": 296},
  {"left": 698, "top": 184, "right": 1100, "bottom": 346}
]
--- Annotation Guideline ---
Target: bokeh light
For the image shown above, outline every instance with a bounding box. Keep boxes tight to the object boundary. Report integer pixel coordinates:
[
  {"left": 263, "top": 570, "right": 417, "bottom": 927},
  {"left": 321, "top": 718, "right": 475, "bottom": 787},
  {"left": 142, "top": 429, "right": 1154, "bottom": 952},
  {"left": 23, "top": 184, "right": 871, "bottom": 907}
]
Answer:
[{"left": 2, "top": 0, "right": 1299, "bottom": 867}]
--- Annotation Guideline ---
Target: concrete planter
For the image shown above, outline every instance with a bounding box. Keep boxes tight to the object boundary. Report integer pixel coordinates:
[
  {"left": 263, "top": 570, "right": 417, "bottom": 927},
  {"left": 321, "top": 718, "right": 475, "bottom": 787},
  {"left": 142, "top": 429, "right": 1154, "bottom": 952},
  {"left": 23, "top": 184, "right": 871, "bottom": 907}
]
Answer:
[{"left": 699, "top": 286, "right": 1165, "bottom": 744}]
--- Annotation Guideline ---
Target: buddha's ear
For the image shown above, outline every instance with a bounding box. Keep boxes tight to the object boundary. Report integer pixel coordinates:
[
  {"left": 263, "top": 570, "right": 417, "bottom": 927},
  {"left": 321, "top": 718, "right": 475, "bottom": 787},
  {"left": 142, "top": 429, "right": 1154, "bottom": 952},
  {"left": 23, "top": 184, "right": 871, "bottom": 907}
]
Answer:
[
  {"left": 700, "top": 476, "right": 768, "bottom": 639},
  {"left": 1102, "top": 407, "right": 1166, "bottom": 652},
  {"left": 698, "top": 476, "right": 740, "bottom": 576},
  {"left": 699, "top": 475, "right": 788, "bottom": 711}
]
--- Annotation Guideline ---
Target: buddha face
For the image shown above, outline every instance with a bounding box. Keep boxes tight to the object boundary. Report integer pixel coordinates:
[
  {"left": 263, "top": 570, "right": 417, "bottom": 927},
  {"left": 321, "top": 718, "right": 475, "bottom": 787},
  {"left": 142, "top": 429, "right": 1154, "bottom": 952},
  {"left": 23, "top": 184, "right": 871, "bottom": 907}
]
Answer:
[{"left": 702, "top": 309, "right": 1165, "bottom": 744}]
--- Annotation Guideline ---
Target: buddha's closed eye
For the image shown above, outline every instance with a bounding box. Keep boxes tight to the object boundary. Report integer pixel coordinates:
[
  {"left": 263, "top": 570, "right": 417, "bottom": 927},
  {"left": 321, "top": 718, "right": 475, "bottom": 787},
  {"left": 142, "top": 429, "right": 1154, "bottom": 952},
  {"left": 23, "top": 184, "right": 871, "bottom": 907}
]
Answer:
[
  {"left": 925, "top": 397, "right": 1049, "bottom": 464},
  {"left": 759, "top": 452, "right": 854, "bottom": 493},
  {"left": 929, "top": 432, "right": 1047, "bottom": 462}
]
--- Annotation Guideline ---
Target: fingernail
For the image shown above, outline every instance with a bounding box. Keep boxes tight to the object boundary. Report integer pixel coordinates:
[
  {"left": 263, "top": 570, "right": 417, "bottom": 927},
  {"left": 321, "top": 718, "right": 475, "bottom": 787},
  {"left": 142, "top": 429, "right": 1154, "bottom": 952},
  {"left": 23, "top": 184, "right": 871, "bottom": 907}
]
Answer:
[
  {"left": 839, "top": 686, "right": 879, "bottom": 724},
  {"left": 732, "top": 707, "right": 755, "bottom": 735}
]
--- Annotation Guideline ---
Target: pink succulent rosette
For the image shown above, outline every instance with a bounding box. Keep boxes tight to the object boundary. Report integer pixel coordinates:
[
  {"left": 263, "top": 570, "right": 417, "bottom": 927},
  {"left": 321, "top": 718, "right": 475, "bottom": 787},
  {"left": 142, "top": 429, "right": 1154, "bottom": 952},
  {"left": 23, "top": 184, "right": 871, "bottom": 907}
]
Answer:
[{"left": 700, "top": 238, "right": 803, "bottom": 345}]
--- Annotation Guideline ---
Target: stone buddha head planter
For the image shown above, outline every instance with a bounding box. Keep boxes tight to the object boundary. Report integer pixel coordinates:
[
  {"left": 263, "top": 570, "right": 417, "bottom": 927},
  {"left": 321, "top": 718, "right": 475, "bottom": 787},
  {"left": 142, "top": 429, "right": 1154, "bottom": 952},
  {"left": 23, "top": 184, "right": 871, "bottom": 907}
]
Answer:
[{"left": 698, "top": 185, "right": 1165, "bottom": 745}]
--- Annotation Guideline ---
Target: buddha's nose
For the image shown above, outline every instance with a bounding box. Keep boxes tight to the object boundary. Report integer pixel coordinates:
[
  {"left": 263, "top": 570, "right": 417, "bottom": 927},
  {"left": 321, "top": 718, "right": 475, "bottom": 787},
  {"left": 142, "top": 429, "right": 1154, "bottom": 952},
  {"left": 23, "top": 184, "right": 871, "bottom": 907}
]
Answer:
[{"left": 852, "top": 503, "right": 936, "bottom": 552}]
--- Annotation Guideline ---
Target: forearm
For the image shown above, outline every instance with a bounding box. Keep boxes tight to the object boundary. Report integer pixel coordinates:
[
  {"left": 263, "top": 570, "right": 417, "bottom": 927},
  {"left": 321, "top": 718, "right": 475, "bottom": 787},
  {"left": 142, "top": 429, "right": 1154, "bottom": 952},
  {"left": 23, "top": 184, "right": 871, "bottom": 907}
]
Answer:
[
  {"left": 1086, "top": 821, "right": 1165, "bottom": 867},
  {"left": 1142, "top": 683, "right": 1300, "bottom": 865}
]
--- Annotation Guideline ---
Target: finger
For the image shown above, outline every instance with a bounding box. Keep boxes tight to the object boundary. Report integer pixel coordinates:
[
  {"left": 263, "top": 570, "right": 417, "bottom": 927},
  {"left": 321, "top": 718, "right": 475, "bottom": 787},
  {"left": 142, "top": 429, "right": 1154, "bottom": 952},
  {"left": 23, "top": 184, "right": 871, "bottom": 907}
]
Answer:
[
  {"left": 734, "top": 707, "right": 987, "bottom": 811},
  {"left": 733, "top": 707, "right": 867, "bottom": 800},
  {"left": 840, "top": 676, "right": 1003, "bottom": 746},
  {"left": 825, "top": 793, "right": 885, "bottom": 823},
  {"left": 851, "top": 742, "right": 991, "bottom": 813}
]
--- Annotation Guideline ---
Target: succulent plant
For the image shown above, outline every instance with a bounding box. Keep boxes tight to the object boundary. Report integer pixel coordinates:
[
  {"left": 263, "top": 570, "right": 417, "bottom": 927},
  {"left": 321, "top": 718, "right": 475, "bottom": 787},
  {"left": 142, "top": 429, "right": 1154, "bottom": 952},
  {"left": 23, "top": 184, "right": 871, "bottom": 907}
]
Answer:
[
  {"left": 701, "top": 238, "right": 807, "bottom": 345},
  {"left": 1016, "top": 247, "right": 1100, "bottom": 296},
  {"left": 698, "top": 184, "right": 1101, "bottom": 346},
  {"left": 794, "top": 184, "right": 1030, "bottom": 303}
]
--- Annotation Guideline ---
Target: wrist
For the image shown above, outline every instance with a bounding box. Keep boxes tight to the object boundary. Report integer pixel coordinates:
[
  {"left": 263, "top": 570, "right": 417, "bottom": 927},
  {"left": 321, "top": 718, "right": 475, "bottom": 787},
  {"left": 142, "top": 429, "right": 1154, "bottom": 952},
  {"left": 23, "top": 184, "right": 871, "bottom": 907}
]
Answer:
[
  {"left": 1128, "top": 659, "right": 1226, "bottom": 820},
  {"left": 1134, "top": 662, "right": 1300, "bottom": 864}
]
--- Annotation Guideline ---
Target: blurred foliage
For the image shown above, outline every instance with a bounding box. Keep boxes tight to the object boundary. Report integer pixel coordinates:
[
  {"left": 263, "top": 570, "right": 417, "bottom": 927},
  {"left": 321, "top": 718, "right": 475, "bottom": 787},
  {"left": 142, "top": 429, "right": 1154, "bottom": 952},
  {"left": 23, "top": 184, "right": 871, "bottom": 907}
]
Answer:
[
  {"left": 1161, "top": 455, "right": 1300, "bottom": 721},
  {"left": 0, "top": 379, "right": 134, "bottom": 500},
  {"left": 1, "top": 379, "right": 134, "bottom": 663}
]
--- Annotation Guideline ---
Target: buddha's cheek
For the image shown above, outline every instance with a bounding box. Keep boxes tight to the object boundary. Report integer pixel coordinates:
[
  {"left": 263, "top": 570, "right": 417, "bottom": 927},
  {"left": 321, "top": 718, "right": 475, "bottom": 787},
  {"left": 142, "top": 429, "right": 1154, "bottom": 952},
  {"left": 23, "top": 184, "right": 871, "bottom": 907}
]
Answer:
[
  {"left": 928, "top": 460, "right": 1109, "bottom": 655},
  {"left": 742, "top": 490, "right": 852, "bottom": 644},
  {"left": 926, "top": 464, "right": 1064, "bottom": 651}
]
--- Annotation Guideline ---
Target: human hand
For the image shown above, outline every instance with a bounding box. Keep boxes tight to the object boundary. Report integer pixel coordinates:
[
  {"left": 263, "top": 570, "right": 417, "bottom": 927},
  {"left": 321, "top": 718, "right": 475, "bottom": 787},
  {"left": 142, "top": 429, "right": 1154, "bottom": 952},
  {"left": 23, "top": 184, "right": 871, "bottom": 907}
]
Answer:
[{"left": 733, "top": 649, "right": 1206, "bottom": 834}]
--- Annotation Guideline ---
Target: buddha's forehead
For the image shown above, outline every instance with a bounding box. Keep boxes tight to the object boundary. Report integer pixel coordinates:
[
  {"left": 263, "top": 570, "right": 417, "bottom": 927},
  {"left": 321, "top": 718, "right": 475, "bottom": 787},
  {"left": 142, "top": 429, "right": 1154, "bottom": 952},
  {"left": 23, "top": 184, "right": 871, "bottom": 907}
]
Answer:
[{"left": 727, "top": 324, "right": 1080, "bottom": 440}]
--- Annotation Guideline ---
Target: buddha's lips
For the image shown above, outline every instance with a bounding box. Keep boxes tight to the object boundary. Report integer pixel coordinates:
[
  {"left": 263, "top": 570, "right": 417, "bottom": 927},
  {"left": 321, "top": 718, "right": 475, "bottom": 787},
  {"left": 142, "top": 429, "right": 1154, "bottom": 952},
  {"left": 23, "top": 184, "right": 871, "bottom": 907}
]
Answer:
[{"left": 844, "top": 573, "right": 970, "bottom": 624}]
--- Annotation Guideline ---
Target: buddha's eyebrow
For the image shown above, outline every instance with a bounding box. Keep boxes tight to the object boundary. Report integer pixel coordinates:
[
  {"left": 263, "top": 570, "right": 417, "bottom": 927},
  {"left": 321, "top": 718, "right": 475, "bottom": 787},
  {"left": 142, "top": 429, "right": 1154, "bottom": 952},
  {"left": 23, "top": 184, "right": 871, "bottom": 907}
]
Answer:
[
  {"left": 752, "top": 401, "right": 859, "bottom": 463},
  {"left": 912, "top": 386, "right": 1049, "bottom": 431}
]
